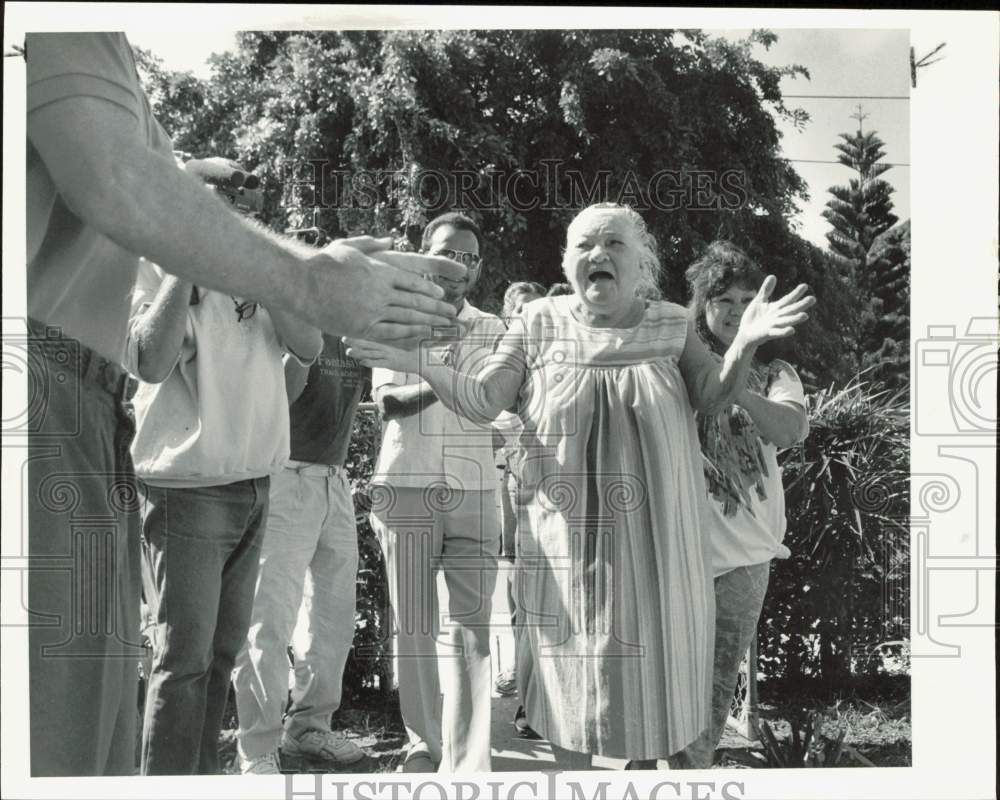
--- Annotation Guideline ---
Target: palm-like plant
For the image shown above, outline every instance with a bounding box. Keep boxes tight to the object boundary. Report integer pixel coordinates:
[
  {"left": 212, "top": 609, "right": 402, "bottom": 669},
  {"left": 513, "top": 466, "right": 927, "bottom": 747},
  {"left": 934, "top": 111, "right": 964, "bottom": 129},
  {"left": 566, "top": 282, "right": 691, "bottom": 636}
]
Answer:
[{"left": 759, "top": 373, "right": 909, "bottom": 683}]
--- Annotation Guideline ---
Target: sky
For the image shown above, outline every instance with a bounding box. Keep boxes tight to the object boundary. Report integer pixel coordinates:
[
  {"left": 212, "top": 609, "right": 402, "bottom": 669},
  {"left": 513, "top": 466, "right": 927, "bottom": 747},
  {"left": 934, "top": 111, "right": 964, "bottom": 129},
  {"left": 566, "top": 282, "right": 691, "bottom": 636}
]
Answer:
[{"left": 124, "top": 27, "right": 911, "bottom": 249}]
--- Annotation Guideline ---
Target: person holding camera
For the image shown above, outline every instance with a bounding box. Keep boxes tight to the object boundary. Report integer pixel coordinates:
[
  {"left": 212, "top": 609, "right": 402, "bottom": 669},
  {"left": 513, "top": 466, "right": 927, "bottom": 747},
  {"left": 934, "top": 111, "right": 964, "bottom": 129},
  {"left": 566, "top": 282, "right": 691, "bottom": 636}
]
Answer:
[
  {"left": 24, "top": 31, "right": 465, "bottom": 777},
  {"left": 126, "top": 159, "right": 323, "bottom": 775}
]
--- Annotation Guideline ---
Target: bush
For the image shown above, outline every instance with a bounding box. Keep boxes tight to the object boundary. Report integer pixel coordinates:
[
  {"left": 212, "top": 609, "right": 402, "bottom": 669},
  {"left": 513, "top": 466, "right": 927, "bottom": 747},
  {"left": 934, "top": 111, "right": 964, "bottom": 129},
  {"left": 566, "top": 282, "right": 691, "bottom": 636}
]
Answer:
[
  {"left": 759, "top": 374, "right": 909, "bottom": 686},
  {"left": 342, "top": 405, "right": 394, "bottom": 703}
]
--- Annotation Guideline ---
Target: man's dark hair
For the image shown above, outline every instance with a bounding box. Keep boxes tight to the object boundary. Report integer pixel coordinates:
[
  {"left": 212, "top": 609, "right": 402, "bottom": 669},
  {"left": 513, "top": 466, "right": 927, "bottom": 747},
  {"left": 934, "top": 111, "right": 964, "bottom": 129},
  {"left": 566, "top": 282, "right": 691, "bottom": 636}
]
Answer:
[{"left": 421, "top": 212, "right": 483, "bottom": 254}]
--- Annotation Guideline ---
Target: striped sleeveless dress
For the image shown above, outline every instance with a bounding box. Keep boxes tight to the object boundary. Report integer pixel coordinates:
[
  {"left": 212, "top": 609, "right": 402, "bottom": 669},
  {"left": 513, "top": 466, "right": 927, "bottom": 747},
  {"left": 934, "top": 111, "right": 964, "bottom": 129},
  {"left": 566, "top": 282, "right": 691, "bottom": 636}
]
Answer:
[{"left": 509, "top": 295, "right": 714, "bottom": 760}]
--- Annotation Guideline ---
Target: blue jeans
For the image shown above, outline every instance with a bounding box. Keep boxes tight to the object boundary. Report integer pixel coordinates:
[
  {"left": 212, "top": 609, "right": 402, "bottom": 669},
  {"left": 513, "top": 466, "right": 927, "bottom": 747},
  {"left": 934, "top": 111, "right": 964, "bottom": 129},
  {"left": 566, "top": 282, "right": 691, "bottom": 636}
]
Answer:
[
  {"left": 139, "top": 477, "right": 269, "bottom": 774},
  {"left": 27, "top": 319, "right": 143, "bottom": 776}
]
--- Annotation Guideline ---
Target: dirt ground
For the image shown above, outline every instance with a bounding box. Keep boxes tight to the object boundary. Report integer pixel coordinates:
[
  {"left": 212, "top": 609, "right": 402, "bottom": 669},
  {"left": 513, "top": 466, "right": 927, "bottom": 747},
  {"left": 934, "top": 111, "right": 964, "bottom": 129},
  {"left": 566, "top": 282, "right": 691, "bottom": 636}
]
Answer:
[{"left": 214, "top": 686, "right": 911, "bottom": 774}]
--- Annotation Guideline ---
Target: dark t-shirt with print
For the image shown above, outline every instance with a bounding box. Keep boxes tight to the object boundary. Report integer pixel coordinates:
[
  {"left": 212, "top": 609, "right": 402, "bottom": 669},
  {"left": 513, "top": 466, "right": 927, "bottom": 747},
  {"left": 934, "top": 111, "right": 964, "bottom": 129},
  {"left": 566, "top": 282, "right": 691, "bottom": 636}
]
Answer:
[{"left": 289, "top": 334, "right": 371, "bottom": 466}]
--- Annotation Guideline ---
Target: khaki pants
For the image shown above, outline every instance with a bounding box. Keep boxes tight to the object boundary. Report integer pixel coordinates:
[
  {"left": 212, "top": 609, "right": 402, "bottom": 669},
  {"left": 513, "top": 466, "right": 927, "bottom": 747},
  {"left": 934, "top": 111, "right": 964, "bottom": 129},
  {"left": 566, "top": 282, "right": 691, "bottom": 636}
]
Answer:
[
  {"left": 234, "top": 464, "right": 358, "bottom": 760},
  {"left": 371, "top": 486, "right": 499, "bottom": 772}
]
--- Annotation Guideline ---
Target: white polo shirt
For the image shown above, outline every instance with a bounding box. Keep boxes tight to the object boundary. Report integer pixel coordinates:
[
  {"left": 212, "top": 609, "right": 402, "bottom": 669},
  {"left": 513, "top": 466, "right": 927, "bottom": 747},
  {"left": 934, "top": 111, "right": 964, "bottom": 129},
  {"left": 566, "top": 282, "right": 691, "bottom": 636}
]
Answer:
[
  {"left": 126, "top": 259, "right": 296, "bottom": 488},
  {"left": 371, "top": 301, "right": 504, "bottom": 493}
]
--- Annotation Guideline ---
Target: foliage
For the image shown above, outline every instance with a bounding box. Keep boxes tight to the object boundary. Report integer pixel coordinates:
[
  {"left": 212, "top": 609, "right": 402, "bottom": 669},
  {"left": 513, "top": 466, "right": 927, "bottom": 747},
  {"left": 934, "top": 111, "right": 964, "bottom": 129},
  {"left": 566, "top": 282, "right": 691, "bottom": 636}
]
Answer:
[
  {"left": 759, "top": 374, "right": 909, "bottom": 685},
  {"left": 134, "top": 29, "right": 859, "bottom": 386},
  {"left": 820, "top": 127, "right": 907, "bottom": 391},
  {"left": 342, "top": 406, "right": 394, "bottom": 701},
  {"left": 821, "top": 129, "right": 898, "bottom": 273},
  {"left": 861, "top": 220, "right": 910, "bottom": 394},
  {"left": 757, "top": 708, "right": 847, "bottom": 767}
]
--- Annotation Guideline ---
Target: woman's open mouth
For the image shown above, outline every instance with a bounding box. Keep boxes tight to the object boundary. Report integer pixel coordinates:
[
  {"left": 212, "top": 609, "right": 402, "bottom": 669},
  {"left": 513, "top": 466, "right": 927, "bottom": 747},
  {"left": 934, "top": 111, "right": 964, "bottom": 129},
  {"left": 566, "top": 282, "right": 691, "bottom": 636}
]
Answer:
[{"left": 587, "top": 269, "right": 615, "bottom": 282}]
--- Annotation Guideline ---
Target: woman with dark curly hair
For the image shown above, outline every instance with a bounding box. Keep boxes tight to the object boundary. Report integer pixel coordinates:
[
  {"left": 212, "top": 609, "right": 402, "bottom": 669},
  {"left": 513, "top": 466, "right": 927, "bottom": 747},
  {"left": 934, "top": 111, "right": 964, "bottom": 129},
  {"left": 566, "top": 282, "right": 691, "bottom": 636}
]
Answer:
[{"left": 660, "top": 240, "right": 810, "bottom": 770}]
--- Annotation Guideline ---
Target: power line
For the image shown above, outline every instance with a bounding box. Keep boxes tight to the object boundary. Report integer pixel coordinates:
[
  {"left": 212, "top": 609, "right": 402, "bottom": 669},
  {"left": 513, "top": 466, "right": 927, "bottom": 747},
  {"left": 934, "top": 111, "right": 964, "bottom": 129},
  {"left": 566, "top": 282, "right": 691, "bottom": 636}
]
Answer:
[
  {"left": 782, "top": 158, "right": 910, "bottom": 167},
  {"left": 782, "top": 94, "right": 910, "bottom": 100}
]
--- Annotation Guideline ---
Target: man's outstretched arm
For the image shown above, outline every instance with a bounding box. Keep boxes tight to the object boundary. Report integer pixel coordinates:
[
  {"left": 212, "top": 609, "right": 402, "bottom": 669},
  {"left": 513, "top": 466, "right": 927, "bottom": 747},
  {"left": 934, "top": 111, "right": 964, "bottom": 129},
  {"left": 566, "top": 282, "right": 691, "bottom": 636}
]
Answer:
[{"left": 27, "top": 97, "right": 468, "bottom": 347}]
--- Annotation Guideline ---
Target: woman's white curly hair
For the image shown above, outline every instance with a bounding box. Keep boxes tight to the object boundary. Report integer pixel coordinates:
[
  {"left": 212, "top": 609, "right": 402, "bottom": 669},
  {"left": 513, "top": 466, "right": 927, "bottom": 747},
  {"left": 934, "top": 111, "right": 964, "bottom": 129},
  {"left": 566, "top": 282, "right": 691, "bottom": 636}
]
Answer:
[{"left": 565, "top": 203, "right": 663, "bottom": 300}]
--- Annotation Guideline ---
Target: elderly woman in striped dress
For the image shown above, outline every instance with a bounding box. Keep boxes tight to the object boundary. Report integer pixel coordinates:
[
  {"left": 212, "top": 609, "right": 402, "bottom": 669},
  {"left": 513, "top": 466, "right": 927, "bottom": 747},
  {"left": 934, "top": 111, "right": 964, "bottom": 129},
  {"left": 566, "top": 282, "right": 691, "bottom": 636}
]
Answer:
[{"left": 346, "top": 203, "right": 813, "bottom": 769}]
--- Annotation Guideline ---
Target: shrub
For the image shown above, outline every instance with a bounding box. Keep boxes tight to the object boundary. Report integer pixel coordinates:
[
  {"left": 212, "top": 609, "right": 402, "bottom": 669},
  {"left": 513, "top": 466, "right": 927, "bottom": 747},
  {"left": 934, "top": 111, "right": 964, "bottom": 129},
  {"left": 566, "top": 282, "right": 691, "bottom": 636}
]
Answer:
[
  {"left": 342, "top": 405, "right": 394, "bottom": 702},
  {"left": 759, "top": 374, "right": 909, "bottom": 686}
]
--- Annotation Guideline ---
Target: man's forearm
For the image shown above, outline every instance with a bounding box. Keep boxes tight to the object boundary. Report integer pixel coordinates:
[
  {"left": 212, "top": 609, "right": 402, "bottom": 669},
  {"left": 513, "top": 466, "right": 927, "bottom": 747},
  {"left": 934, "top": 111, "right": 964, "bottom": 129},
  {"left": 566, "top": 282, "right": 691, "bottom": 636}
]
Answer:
[
  {"left": 269, "top": 307, "right": 323, "bottom": 363},
  {"left": 379, "top": 383, "right": 440, "bottom": 420},
  {"left": 284, "top": 355, "right": 310, "bottom": 406},
  {"left": 130, "top": 275, "right": 192, "bottom": 383},
  {"left": 28, "top": 96, "right": 467, "bottom": 347},
  {"left": 96, "top": 142, "right": 315, "bottom": 317}
]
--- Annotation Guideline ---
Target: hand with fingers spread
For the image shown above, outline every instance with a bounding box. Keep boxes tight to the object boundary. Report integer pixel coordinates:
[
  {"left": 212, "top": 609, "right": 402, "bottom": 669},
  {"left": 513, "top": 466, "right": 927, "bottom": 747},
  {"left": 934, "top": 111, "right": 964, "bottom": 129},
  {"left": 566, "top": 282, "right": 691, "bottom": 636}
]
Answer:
[
  {"left": 734, "top": 275, "right": 815, "bottom": 348},
  {"left": 342, "top": 337, "right": 422, "bottom": 375},
  {"left": 304, "top": 235, "right": 469, "bottom": 348}
]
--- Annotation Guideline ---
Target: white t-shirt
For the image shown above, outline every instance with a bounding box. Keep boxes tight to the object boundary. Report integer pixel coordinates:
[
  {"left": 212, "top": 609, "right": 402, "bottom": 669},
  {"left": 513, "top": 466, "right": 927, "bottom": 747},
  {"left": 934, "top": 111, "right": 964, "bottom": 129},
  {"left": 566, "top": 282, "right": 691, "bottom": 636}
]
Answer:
[
  {"left": 126, "top": 260, "right": 295, "bottom": 488},
  {"left": 371, "top": 301, "right": 505, "bottom": 493},
  {"left": 703, "top": 359, "right": 806, "bottom": 577}
]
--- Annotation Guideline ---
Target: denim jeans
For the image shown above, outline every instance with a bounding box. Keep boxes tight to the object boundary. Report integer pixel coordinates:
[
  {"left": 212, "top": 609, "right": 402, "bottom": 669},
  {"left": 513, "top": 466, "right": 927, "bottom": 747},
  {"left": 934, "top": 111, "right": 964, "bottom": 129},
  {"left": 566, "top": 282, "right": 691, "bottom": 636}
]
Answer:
[
  {"left": 233, "top": 464, "right": 359, "bottom": 760},
  {"left": 139, "top": 477, "right": 269, "bottom": 774},
  {"left": 27, "top": 319, "right": 143, "bottom": 776}
]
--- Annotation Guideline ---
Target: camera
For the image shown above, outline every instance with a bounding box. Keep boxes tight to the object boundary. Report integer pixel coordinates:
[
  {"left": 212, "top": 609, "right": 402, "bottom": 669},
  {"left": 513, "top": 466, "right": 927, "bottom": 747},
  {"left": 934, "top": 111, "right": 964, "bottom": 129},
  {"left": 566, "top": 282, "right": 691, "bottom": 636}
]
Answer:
[
  {"left": 285, "top": 226, "right": 330, "bottom": 247},
  {"left": 183, "top": 156, "right": 263, "bottom": 217}
]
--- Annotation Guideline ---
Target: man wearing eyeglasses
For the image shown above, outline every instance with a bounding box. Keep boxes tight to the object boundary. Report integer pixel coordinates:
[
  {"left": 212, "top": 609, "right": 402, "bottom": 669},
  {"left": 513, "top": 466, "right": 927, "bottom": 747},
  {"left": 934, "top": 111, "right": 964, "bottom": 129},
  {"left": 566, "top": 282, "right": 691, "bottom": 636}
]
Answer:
[
  {"left": 124, "top": 159, "right": 324, "bottom": 775},
  {"left": 369, "top": 213, "right": 505, "bottom": 773}
]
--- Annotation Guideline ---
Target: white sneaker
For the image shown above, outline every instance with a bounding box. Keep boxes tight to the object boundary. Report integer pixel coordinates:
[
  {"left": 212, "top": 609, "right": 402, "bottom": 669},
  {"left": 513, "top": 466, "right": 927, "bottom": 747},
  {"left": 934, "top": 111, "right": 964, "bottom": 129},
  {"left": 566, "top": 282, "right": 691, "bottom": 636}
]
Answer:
[
  {"left": 240, "top": 751, "right": 282, "bottom": 775},
  {"left": 281, "top": 729, "right": 365, "bottom": 765}
]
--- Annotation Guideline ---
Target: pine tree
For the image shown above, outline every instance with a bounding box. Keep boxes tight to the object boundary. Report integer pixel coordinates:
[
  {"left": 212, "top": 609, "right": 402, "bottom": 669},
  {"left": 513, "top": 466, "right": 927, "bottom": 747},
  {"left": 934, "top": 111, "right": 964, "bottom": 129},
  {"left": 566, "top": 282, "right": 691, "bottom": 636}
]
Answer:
[
  {"left": 822, "top": 110, "right": 907, "bottom": 390},
  {"left": 864, "top": 220, "right": 910, "bottom": 394},
  {"left": 822, "top": 120, "right": 898, "bottom": 275}
]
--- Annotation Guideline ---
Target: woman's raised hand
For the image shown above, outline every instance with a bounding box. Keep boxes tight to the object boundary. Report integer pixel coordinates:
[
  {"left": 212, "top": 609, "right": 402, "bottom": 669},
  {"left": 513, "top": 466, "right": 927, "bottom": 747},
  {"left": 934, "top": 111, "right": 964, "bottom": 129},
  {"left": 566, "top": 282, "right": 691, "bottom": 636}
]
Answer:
[{"left": 736, "top": 275, "right": 815, "bottom": 348}]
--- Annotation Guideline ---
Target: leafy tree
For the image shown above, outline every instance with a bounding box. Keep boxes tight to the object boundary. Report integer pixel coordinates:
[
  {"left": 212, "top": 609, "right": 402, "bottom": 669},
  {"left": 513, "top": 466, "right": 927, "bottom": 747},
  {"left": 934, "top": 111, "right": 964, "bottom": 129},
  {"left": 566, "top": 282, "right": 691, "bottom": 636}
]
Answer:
[{"left": 131, "top": 29, "right": 903, "bottom": 700}]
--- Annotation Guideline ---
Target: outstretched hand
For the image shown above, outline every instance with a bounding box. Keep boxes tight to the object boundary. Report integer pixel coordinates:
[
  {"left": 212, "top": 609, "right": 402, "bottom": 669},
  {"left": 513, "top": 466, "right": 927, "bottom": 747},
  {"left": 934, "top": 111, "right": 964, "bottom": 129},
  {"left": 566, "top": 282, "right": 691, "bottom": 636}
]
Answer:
[
  {"left": 736, "top": 276, "right": 815, "bottom": 348},
  {"left": 343, "top": 338, "right": 423, "bottom": 374},
  {"left": 306, "top": 235, "right": 470, "bottom": 350}
]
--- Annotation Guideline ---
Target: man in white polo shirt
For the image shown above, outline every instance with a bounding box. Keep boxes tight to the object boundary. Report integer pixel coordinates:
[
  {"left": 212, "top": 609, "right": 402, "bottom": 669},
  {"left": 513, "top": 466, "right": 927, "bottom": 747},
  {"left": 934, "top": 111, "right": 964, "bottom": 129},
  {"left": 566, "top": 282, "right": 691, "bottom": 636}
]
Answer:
[
  {"left": 126, "top": 160, "right": 323, "bottom": 775},
  {"left": 369, "top": 213, "right": 504, "bottom": 773}
]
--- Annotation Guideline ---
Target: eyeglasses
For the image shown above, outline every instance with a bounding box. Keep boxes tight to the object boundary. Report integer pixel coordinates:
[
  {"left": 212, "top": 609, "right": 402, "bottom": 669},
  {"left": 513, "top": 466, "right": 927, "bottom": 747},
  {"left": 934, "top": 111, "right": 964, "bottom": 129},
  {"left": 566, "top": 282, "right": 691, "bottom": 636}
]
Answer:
[
  {"left": 430, "top": 248, "right": 482, "bottom": 269},
  {"left": 232, "top": 297, "right": 258, "bottom": 323}
]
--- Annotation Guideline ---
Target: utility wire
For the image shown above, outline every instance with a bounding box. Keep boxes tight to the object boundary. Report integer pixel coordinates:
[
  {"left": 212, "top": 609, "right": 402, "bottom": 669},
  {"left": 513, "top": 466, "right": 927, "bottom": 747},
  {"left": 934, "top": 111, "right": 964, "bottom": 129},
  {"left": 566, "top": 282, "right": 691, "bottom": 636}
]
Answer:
[
  {"left": 782, "top": 158, "right": 910, "bottom": 167},
  {"left": 782, "top": 94, "right": 909, "bottom": 100}
]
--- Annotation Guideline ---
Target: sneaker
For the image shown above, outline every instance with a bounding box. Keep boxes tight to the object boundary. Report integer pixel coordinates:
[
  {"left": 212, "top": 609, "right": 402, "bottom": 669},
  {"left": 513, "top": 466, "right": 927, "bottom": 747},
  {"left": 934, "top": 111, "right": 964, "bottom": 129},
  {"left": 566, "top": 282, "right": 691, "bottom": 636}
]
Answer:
[
  {"left": 494, "top": 669, "right": 518, "bottom": 697},
  {"left": 281, "top": 729, "right": 365, "bottom": 765},
  {"left": 240, "top": 751, "right": 282, "bottom": 775}
]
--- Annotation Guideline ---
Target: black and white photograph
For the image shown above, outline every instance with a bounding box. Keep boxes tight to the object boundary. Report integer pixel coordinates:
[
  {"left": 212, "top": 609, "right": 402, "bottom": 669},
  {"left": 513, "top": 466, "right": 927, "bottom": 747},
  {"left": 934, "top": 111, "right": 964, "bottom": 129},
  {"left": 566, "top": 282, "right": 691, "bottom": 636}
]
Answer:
[{"left": 1, "top": 5, "right": 996, "bottom": 800}]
